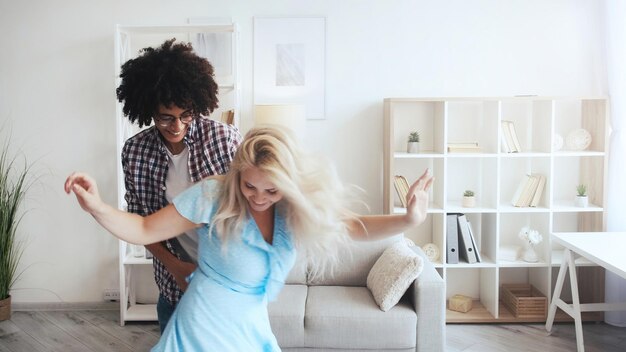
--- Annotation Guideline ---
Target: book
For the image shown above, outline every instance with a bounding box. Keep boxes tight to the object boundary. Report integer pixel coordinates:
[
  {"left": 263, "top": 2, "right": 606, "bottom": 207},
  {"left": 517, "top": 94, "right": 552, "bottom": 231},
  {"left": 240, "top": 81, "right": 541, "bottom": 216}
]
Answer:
[
  {"left": 516, "top": 175, "right": 539, "bottom": 207},
  {"left": 457, "top": 214, "right": 477, "bottom": 264},
  {"left": 448, "top": 142, "right": 481, "bottom": 153},
  {"left": 220, "top": 109, "right": 235, "bottom": 125},
  {"left": 511, "top": 174, "right": 531, "bottom": 206},
  {"left": 393, "top": 175, "right": 410, "bottom": 208},
  {"left": 507, "top": 121, "right": 522, "bottom": 152},
  {"left": 500, "top": 129, "right": 512, "bottom": 153},
  {"left": 446, "top": 214, "right": 460, "bottom": 264},
  {"left": 501, "top": 121, "right": 518, "bottom": 153},
  {"left": 530, "top": 174, "right": 546, "bottom": 207},
  {"left": 467, "top": 220, "right": 481, "bottom": 263}
]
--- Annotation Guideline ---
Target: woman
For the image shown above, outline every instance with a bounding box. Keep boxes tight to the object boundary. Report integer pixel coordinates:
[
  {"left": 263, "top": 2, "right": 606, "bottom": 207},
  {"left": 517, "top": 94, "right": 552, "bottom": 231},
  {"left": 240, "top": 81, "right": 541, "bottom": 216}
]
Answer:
[{"left": 65, "top": 126, "right": 433, "bottom": 351}]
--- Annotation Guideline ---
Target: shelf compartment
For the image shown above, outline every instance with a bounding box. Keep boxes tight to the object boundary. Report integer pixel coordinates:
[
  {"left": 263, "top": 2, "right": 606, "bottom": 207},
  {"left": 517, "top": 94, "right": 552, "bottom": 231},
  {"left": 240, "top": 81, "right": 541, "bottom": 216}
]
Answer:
[
  {"left": 554, "top": 99, "right": 608, "bottom": 153},
  {"left": 552, "top": 155, "right": 605, "bottom": 208},
  {"left": 498, "top": 213, "right": 550, "bottom": 265},
  {"left": 446, "top": 100, "right": 499, "bottom": 154},
  {"left": 393, "top": 158, "right": 444, "bottom": 210},
  {"left": 445, "top": 157, "right": 497, "bottom": 209},
  {"left": 389, "top": 100, "right": 445, "bottom": 154},
  {"left": 500, "top": 99, "right": 553, "bottom": 154},
  {"left": 446, "top": 267, "right": 498, "bottom": 321},
  {"left": 500, "top": 157, "right": 550, "bottom": 209},
  {"left": 404, "top": 214, "right": 444, "bottom": 261}
]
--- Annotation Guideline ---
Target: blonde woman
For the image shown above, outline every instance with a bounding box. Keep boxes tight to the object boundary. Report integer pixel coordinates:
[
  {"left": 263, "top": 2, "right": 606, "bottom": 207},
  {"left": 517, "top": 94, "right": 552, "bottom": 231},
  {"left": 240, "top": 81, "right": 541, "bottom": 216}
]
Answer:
[{"left": 64, "top": 126, "right": 433, "bottom": 352}]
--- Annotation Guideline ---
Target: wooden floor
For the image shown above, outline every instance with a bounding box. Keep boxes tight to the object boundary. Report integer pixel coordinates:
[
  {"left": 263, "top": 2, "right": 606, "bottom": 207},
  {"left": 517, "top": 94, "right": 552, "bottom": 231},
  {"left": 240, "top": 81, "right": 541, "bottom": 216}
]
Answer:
[{"left": 1, "top": 309, "right": 626, "bottom": 351}]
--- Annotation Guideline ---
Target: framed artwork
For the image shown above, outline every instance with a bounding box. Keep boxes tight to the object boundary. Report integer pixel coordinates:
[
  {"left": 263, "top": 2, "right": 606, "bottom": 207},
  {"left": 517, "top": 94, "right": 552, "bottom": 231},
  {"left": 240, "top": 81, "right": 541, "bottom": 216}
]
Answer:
[{"left": 254, "top": 17, "right": 326, "bottom": 120}]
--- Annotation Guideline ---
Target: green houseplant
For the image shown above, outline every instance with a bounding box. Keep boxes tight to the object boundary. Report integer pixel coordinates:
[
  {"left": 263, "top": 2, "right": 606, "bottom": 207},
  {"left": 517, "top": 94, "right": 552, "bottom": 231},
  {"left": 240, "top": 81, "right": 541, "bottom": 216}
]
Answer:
[
  {"left": 575, "top": 184, "right": 588, "bottom": 207},
  {"left": 0, "top": 142, "right": 31, "bottom": 321},
  {"left": 407, "top": 131, "right": 420, "bottom": 154}
]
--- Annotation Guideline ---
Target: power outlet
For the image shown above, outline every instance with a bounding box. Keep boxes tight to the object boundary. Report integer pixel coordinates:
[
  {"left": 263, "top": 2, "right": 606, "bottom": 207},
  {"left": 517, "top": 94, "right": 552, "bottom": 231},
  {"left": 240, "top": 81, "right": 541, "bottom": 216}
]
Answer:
[{"left": 103, "top": 289, "right": 120, "bottom": 301}]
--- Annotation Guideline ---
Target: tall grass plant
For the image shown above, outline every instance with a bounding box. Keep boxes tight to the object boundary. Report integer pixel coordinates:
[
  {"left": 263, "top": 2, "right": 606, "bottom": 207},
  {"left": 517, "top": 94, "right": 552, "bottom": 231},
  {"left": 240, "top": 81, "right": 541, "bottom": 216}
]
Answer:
[{"left": 0, "top": 141, "right": 31, "bottom": 300}]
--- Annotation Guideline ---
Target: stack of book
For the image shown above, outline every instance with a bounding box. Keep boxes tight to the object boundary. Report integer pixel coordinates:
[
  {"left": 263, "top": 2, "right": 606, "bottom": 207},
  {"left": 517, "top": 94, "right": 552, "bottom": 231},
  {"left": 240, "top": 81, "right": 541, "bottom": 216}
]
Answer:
[
  {"left": 446, "top": 213, "right": 482, "bottom": 264},
  {"left": 511, "top": 174, "right": 546, "bottom": 207},
  {"left": 220, "top": 109, "right": 235, "bottom": 125},
  {"left": 447, "top": 142, "right": 480, "bottom": 153},
  {"left": 501, "top": 120, "right": 522, "bottom": 153},
  {"left": 393, "top": 175, "right": 410, "bottom": 208}
]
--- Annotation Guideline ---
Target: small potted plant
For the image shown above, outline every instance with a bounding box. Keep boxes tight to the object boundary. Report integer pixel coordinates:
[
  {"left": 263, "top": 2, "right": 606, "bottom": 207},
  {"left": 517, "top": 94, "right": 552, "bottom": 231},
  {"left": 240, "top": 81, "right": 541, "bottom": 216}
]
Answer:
[
  {"left": 575, "top": 184, "right": 588, "bottom": 207},
  {"left": 407, "top": 131, "right": 420, "bottom": 154},
  {"left": 462, "top": 190, "right": 476, "bottom": 208}
]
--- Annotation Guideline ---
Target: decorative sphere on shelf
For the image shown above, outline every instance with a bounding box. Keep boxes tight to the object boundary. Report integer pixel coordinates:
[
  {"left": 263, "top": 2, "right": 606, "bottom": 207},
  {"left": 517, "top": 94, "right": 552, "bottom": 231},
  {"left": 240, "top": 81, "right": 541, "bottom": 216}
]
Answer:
[{"left": 565, "top": 129, "right": 592, "bottom": 151}]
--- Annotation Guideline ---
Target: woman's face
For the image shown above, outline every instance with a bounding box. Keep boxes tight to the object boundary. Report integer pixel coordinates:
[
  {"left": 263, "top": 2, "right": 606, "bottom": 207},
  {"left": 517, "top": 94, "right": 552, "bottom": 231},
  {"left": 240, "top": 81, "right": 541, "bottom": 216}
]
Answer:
[
  {"left": 153, "top": 104, "right": 193, "bottom": 154},
  {"left": 240, "top": 166, "right": 283, "bottom": 213}
]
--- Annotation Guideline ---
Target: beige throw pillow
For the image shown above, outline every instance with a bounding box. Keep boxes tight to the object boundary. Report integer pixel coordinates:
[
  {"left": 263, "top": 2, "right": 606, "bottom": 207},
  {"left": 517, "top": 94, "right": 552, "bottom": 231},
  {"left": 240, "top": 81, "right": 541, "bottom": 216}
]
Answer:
[{"left": 366, "top": 242, "right": 423, "bottom": 312}]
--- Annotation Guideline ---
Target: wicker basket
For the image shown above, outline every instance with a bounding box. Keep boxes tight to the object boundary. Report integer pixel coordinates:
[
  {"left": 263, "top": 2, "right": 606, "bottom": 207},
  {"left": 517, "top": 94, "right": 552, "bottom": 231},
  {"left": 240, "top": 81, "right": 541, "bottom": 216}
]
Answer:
[{"left": 501, "top": 284, "right": 547, "bottom": 319}]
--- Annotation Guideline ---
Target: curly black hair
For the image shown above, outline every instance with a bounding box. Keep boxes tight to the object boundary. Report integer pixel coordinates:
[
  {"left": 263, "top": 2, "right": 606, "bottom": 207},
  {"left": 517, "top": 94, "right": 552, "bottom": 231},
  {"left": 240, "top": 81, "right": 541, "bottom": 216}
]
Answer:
[{"left": 116, "top": 38, "right": 219, "bottom": 127}]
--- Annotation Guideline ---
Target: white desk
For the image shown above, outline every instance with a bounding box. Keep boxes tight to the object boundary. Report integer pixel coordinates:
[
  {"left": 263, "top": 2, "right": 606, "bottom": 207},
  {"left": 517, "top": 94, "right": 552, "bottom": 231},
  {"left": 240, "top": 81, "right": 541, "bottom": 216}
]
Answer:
[{"left": 545, "top": 232, "right": 626, "bottom": 352}]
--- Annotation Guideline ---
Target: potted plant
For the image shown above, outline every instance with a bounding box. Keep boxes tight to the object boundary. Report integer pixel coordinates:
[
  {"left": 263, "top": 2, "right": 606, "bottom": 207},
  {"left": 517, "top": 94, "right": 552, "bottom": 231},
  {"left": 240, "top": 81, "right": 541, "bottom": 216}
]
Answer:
[
  {"left": 575, "top": 184, "right": 588, "bottom": 207},
  {"left": 462, "top": 190, "right": 476, "bottom": 208},
  {"left": 0, "top": 142, "right": 31, "bottom": 321},
  {"left": 407, "top": 131, "right": 420, "bottom": 154}
]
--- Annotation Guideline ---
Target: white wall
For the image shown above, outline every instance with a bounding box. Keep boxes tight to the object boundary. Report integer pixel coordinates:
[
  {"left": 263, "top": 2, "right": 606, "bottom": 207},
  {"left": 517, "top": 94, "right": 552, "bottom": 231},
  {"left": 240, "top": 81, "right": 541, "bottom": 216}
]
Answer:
[{"left": 0, "top": 0, "right": 607, "bottom": 302}]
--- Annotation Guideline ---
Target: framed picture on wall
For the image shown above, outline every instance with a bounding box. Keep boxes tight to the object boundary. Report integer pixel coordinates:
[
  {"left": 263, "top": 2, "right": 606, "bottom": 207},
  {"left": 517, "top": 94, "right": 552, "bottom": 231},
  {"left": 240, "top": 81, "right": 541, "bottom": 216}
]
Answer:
[{"left": 253, "top": 17, "right": 326, "bottom": 120}]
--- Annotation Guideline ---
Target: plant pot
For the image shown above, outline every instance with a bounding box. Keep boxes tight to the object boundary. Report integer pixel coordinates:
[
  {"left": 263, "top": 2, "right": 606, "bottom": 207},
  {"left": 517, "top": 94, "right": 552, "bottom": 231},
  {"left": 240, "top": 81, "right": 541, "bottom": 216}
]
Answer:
[
  {"left": 522, "top": 244, "right": 539, "bottom": 263},
  {"left": 575, "top": 195, "right": 588, "bottom": 207},
  {"left": 0, "top": 295, "right": 11, "bottom": 321},
  {"left": 462, "top": 196, "right": 476, "bottom": 208},
  {"left": 407, "top": 142, "right": 420, "bottom": 154}
]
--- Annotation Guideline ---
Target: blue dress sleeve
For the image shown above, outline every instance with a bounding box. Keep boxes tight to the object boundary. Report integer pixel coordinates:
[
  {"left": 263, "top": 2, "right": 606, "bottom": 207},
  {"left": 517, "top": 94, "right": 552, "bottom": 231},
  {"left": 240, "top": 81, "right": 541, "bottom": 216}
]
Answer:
[{"left": 173, "top": 178, "right": 221, "bottom": 224}]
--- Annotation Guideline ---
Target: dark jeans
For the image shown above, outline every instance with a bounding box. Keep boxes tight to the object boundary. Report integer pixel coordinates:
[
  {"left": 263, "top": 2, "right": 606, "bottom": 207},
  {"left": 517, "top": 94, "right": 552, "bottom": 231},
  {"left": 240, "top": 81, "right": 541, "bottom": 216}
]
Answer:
[{"left": 157, "top": 294, "right": 177, "bottom": 334}]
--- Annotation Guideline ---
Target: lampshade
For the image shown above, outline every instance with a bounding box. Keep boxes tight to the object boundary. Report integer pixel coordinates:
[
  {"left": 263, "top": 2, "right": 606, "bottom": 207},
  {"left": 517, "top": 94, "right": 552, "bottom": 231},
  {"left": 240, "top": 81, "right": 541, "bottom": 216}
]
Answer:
[{"left": 254, "top": 104, "right": 306, "bottom": 139}]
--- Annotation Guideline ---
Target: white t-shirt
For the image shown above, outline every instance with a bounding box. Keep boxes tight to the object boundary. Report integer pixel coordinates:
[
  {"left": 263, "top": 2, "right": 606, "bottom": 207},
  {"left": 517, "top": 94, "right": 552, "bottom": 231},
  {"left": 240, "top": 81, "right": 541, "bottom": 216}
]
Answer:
[{"left": 165, "top": 146, "right": 199, "bottom": 264}]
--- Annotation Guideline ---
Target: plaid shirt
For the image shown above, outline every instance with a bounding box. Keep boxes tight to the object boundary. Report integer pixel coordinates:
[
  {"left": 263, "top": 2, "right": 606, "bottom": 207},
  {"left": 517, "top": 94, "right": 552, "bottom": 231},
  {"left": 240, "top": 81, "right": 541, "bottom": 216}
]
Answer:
[{"left": 121, "top": 117, "right": 242, "bottom": 305}]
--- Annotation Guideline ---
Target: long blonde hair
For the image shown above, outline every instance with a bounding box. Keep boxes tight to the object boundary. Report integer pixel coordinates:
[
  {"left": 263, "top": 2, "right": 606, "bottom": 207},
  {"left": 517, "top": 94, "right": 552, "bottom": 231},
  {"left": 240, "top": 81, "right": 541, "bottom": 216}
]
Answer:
[{"left": 211, "top": 126, "right": 359, "bottom": 278}]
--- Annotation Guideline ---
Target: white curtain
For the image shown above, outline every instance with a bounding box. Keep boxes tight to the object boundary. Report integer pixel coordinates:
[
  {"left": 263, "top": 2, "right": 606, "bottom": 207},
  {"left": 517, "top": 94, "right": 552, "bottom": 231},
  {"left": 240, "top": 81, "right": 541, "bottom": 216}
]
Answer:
[{"left": 604, "top": 0, "right": 626, "bottom": 327}]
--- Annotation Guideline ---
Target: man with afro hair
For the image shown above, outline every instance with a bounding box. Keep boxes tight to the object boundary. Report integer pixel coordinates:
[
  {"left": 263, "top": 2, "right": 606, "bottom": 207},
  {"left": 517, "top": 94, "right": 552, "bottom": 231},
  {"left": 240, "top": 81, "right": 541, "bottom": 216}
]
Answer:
[{"left": 117, "top": 38, "right": 242, "bottom": 333}]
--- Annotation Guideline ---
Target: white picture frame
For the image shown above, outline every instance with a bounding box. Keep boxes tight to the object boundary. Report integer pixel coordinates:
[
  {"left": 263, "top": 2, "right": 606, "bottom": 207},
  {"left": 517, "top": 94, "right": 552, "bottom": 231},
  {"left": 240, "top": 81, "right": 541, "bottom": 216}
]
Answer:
[{"left": 254, "top": 17, "right": 326, "bottom": 120}]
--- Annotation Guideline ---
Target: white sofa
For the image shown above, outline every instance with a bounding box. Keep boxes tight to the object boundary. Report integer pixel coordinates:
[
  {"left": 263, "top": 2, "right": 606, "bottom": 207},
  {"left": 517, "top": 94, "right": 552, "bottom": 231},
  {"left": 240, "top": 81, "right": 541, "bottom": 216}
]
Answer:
[{"left": 268, "top": 235, "right": 446, "bottom": 352}]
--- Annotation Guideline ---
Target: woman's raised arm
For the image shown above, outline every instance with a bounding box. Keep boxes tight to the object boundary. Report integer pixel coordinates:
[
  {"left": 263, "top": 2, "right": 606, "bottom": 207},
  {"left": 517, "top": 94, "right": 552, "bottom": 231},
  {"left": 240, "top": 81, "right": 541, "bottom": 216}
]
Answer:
[
  {"left": 64, "top": 172, "right": 199, "bottom": 245},
  {"left": 347, "top": 168, "right": 434, "bottom": 240}
]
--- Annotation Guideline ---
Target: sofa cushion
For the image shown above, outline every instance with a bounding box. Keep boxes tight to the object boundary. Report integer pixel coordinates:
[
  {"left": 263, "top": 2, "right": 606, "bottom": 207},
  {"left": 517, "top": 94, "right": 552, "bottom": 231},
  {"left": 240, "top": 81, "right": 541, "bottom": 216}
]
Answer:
[
  {"left": 367, "top": 242, "right": 424, "bottom": 311},
  {"left": 308, "top": 234, "right": 404, "bottom": 286},
  {"left": 268, "top": 284, "right": 307, "bottom": 347},
  {"left": 303, "top": 286, "right": 416, "bottom": 350}
]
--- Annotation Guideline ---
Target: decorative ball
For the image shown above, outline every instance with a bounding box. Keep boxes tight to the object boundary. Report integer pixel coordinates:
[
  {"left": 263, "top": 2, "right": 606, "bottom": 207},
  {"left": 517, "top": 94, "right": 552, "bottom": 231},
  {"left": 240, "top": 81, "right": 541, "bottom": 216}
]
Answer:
[
  {"left": 565, "top": 129, "right": 592, "bottom": 151},
  {"left": 422, "top": 243, "right": 440, "bottom": 262}
]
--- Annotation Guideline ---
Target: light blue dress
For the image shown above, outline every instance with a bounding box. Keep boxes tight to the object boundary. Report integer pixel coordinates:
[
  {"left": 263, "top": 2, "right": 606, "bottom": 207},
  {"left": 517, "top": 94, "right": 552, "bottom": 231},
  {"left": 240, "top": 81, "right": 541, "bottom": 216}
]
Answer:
[{"left": 151, "top": 179, "right": 296, "bottom": 352}]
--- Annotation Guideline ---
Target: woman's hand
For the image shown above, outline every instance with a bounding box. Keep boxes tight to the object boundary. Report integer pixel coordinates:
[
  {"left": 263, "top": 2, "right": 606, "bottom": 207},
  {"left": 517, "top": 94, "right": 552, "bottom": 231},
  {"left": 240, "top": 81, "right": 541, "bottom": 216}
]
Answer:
[
  {"left": 64, "top": 172, "right": 104, "bottom": 215},
  {"left": 404, "top": 168, "right": 434, "bottom": 226}
]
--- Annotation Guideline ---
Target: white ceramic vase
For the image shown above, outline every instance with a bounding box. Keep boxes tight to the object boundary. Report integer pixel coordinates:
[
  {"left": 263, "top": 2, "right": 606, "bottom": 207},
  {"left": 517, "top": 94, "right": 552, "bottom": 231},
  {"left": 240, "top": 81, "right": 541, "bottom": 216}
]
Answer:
[
  {"left": 522, "top": 243, "right": 539, "bottom": 263},
  {"left": 575, "top": 195, "right": 588, "bottom": 207},
  {"left": 407, "top": 142, "right": 420, "bottom": 154},
  {"left": 462, "top": 196, "right": 476, "bottom": 208}
]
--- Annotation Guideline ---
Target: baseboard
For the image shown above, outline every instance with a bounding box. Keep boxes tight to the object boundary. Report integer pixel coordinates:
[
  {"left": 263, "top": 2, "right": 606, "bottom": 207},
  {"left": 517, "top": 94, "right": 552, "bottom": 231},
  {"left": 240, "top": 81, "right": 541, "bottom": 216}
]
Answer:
[{"left": 12, "top": 301, "right": 119, "bottom": 311}]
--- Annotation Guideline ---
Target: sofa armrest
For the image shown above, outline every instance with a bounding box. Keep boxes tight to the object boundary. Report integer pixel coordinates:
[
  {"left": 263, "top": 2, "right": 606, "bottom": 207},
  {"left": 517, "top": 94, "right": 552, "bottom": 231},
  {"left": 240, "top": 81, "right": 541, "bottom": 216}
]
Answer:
[{"left": 408, "top": 246, "right": 445, "bottom": 352}]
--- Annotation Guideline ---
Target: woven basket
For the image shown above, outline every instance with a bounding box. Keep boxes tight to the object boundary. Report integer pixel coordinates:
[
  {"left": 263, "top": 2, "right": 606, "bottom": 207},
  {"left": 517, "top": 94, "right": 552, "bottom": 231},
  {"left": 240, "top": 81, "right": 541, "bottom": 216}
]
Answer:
[
  {"left": 501, "top": 284, "right": 547, "bottom": 319},
  {"left": 0, "top": 295, "right": 11, "bottom": 321}
]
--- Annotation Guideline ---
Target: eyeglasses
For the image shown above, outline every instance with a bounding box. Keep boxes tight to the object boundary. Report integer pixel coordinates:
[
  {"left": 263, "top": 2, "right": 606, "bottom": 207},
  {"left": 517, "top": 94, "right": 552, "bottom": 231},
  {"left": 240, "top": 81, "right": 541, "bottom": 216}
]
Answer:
[{"left": 153, "top": 110, "right": 196, "bottom": 127}]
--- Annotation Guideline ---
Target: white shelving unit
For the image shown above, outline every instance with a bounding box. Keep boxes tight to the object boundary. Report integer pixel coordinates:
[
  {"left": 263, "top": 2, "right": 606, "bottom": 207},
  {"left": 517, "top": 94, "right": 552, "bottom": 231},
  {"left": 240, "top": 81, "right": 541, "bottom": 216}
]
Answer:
[
  {"left": 114, "top": 23, "right": 239, "bottom": 325},
  {"left": 383, "top": 96, "right": 609, "bottom": 323}
]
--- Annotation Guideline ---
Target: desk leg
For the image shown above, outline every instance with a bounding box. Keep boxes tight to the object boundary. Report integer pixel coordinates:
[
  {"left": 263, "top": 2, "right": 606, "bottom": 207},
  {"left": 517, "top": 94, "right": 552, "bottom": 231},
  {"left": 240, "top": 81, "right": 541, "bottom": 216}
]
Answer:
[
  {"left": 546, "top": 249, "right": 569, "bottom": 332},
  {"left": 567, "top": 249, "right": 585, "bottom": 352}
]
